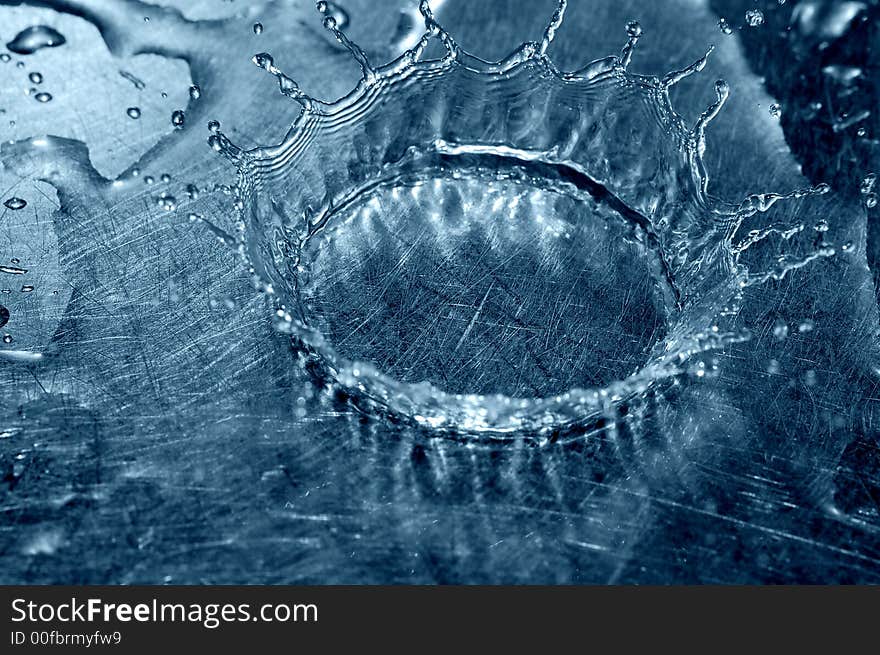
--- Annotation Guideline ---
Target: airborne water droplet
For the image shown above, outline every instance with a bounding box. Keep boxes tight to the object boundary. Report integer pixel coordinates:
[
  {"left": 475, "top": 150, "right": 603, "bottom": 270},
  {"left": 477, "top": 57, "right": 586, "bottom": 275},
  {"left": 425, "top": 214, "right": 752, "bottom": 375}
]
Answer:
[
  {"left": 6, "top": 26, "right": 66, "bottom": 55},
  {"left": 745, "top": 9, "right": 765, "bottom": 27},
  {"left": 28, "top": 71, "right": 43, "bottom": 84},
  {"left": 34, "top": 92, "right": 52, "bottom": 103},
  {"left": 4, "top": 197, "right": 27, "bottom": 210},
  {"left": 171, "top": 109, "right": 185, "bottom": 128},
  {"left": 127, "top": 106, "right": 141, "bottom": 119}
]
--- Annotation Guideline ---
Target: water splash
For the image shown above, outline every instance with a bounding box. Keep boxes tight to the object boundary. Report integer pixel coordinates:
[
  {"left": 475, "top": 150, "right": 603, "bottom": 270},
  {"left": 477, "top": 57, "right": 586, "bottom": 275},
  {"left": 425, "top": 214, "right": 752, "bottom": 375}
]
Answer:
[{"left": 206, "top": 1, "right": 835, "bottom": 437}]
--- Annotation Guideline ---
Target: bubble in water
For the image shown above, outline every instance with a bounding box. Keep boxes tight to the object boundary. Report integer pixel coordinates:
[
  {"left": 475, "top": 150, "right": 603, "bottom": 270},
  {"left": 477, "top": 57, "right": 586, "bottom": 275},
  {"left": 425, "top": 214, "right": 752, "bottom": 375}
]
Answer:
[
  {"left": 161, "top": 173, "right": 171, "bottom": 183},
  {"left": 745, "top": 9, "right": 764, "bottom": 27},
  {"left": 144, "top": 175, "right": 155, "bottom": 185},
  {"left": 253, "top": 22, "right": 263, "bottom": 35},
  {"left": 189, "top": 84, "right": 201, "bottom": 100},
  {"left": 0, "top": 305, "right": 8, "bottom": 329},
  {"left": 4, "top": 197, "right": 27, "bottom": 210},
  {"left": 2, "top": 335, "right": 12, "bottom": 344},
  {"left": 0, "top": 54, "right": 9, "bottom": 63},
  {"left": 6, "top": 26, "right": 66, "bottom": 55},
  {"left": 28, "top": 71, "right": 43, "bottom": 84},
  {"left": 718, "top": 18, "right": 733, "bottom": 34},
  {"left": 171, "top": 109, "right": 185, "bottom": 128},
  {"left": 127, "top": 106, "right": 141, "bottom": 119},
  {"left": 34, "top": 92, "right": 52, "bottom": 103}
]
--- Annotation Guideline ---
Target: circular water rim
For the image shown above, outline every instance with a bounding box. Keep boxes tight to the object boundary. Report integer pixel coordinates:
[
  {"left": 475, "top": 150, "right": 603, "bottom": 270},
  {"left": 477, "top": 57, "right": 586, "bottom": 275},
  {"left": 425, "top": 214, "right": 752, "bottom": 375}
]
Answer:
[{"left": 227, "top": 37, "right": 751, "bottom": 437}]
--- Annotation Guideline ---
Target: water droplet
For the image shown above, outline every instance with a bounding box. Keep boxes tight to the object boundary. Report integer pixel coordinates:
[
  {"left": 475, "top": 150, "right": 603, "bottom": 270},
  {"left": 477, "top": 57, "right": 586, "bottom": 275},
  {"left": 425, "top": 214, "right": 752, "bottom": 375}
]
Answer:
[
  {"left": 161, "top": 173, "right": 171, "bottom": 184},
  {"left": 2, "top": 334, "right": 12, "bottom": 344},
  {"left": 0, "top": 305, "right": 8, "bottom": 329},
  {"left": 20, "top": 285, "right": 34, "bottom": 293},
  {"left": 4, "top": 197, "right": 27, "bottom": 210},
  {"left": 156, "top": 193, "right": 177, "bottom": 211},
  {"left": 252, "top": 52, "right": 274, "bottom": 70},
  {"left": 625, "top": 21, "right": 642, "bottom": 38},
  {"left": 208, "top": 120, "right": 221, "bottom": 133},
  {"left": 189, "top": 84, "right": 201, "bottom": 100},
  {"left": 127, "top": 106, "right": 141, "bottom": 119},
  {"left": 171, "top": 109, "right": 185, "bottom": 128},
  {"left": 798, "top": 319, "right": 815, "bottom": 333},
  {"left": 745, "top": 9, "right": 765, "bottom": 27},
  {"left": 28, "top": 71, "right": 43, "bottom": 84},
  {"left": 144, "top": 175, "right": 155, "bottom": 185},
  {"left": 772, "top": 319, "right": 788, "bottom": 340},
  {"left": 866, "top": 194, "right": 878, "bottom": 209},
  {"left": 185, "top": 184, "right": 200, "bottom": 199},
  {"left": 34, "top": 92, "right": 52, "bottom": 103},
  {"left": 718, "top": 18, "right": 733, "bottom": 34},
  {"left": 253, "top": 22, "right": 263, "bottom": 35},
  {"left": 769, "top": 103, "right": 781, "bottom": 119},
  {"left": 857, "top": 127, "right": 867, "bottom": 138},
  {"left": 6, "top": 26, "right": 66, "bottom": 55},
  {"left": 0, "top": 54, "right": 9, "bottom": 63}
]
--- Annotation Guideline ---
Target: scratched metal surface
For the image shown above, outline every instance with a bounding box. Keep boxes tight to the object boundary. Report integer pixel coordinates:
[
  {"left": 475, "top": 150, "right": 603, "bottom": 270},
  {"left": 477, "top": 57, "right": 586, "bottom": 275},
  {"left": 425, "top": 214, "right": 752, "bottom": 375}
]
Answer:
[{"left": 0, "top": 0, "right": 879, "bottom": 583}]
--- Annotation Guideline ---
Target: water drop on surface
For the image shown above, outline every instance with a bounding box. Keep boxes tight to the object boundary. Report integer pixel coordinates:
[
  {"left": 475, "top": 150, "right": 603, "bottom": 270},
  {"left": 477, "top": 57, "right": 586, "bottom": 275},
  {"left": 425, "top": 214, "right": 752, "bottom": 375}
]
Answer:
[
  {"left": 189, "top": 84, "right": 201, "bottom": 100},
  {"left": 34, "top": 92, "right": 52, "bottom": 103},
  {"left": 161, "top": 173, "right": 171, "bottom": 184},
  {"left": 4, "top": 197, "right": 27, "bottom": 210},
  {"left": 798, "top": 319, "right": 815, "bottom": 333},
  {"left": 127, "top": 106, "right": 141, "bottom": 119},
  {"left": 6, "top": 26, "right": 66, "bottom": 55},
  {"left": 171, "top": 110, "right": 185, "bottom": 129},
  {"left": 772, "top": 319, "right": 789, "bottom": 340},
  {"left": 2, "top": 335, "right": 12, "bottom": 344},
  {"left": 253, "top": 22, "right": 263, "bottom": 35},
  {"left": 144, "top": 176, "right": 155, "bottom": 185},
  {"left": 0, "top": 54, "right": 9, "bottom": 63},
  {"left": 28, "top": 72, "right": 42, "bottom": 84},
  {"left": 156, "top": 193, "right": 177, "bottom": 211},
  {"left": 746, "top": 9, "right": 765, "bottom": 26}
]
